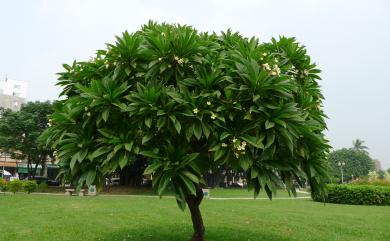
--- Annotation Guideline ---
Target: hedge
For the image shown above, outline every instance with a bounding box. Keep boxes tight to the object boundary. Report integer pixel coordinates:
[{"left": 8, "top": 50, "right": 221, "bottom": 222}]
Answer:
[{"left": 313, "top": 184, "right": 390, "bottom": 205}]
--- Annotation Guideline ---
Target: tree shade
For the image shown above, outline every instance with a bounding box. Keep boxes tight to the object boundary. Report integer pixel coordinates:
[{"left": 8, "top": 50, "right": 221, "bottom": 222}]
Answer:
[{"left": 42, "top": 21, "right": 330, "bottom": 241}]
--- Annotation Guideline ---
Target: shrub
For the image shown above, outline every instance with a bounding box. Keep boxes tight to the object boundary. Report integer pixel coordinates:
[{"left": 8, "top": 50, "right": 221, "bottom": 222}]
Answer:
[
  {"left": 8, "top": 179, "right": 23, "bottom": 193},
  {"left": 23, "top": 180, "right": 38, "bottom": 194},
  {"left": 350, "top": 178, "right": 390, "bottom": 186},
  {"left": 0, "top": 178, "right": 8, "bottom": 191},
  {"left": 313, "top": 184, "right": 390, "bottom": 205},
  {"left": 37, "top": 182, "right": 48, "bottom": 192}
]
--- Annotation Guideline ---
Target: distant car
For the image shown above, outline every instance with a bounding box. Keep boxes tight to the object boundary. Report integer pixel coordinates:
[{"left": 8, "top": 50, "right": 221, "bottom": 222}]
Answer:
[
  {"left": 28, "top": 176, "right": 48, "bottom": 184},
  {"left": 47, "top": 179, "right": 60, "bottom": 186},
  {"left": 228, "top": 182, "right": 244, "bottom": 188},
  {"left": 110, "top": 178, "right": 120, "bottom": 186}
]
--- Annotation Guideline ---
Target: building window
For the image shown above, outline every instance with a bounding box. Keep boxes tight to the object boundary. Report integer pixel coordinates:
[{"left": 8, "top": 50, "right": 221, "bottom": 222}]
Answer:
[{"left": 14, "top": 84, "right": 21, "bottom": 89}]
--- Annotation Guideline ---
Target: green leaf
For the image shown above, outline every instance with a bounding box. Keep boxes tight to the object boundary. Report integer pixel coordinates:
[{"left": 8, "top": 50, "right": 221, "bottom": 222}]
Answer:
[
  {"left": 181, "top": 171, "right": 199, "bottom": 184},
  {"left": 241, "top": 135, "right": 264, "bottom": 149},
  {"left": 179, "top": 174, "right": 196, "bottom": 195},
  {"left": 265, "top": 132, "right": 275, "bottom": 149},
  {"left": 220, "top": 132, "right": 231, "bottom": 141},
  {"left": 124, "top": 142, "right": 133, "bottom": 152},
  {"left": 193, "top": 122, "right": 202, "bottom": 140},
  {"left": 265, "top": 120, "right": 275, "bottom": 129},
  {"left": 78, "top": 149, "right": 88, "bottom": 162},
  {"left": 144, "top": 162, "right": 162, "bottom": 175},
  {"left": 214, "top": 148, "right": 224, "bottom": 161},
  {"left": 169, "top": 115, "right": 181, "bottom": 134},
  {"left": 90, "top": 147, "right": 110, "bottom": 160},
  {"left": 251, "top": 168, "right": 258, "bottom": 179},
  {"left": 180, "top": 153, "right": 199, "bottom": 167},
  {"left": 142, "top": 134, "right": 153, "bottom": 144},
  {"left": 145, "top": 117, "right": 152, "bottom": 128},
  {"left": 140, "top": 151, "right": 162, "bottom": 159},
  {"left": 70, "top": 155, "right": 77, "bottom": 170},
  {"left": 102, "top": 108, "right": 110, "bottom": 122},
  {"left": 119, "top": 152, "right": 128, "bottom": 169},
  {"left": 86, "top": 170, "right": 96, "bottom": 186},
  {"left": 157, "top": 174, "right": 171, "bottom": 196}
]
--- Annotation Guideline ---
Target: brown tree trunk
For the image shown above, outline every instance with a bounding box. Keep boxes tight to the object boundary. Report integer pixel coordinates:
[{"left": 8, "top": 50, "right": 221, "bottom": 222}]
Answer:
[{"left": 186, "top": 187, "right": 205, "bottom": 241}]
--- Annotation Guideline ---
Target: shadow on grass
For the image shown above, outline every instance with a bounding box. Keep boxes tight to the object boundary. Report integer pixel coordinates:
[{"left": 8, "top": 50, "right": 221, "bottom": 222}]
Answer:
[{"left": 98, "top": 225, "right": 291, "bottom": 241}]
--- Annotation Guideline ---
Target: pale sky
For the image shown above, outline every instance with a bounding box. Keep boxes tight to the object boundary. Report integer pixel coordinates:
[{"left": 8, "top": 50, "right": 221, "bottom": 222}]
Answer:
[{"left": 1, "top": 0, "right": 389, "bottom": 168}]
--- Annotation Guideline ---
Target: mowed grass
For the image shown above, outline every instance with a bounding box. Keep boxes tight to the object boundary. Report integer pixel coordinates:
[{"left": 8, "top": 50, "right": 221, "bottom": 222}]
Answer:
[{"left": 0, "top": 194, "right": 389, "bottom": 241}]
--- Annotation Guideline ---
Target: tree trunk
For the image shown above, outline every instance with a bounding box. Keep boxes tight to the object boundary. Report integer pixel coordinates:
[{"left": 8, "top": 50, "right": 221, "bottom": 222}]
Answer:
[{"left": 186, "top": 188, "right": 205, "bottom": 241}]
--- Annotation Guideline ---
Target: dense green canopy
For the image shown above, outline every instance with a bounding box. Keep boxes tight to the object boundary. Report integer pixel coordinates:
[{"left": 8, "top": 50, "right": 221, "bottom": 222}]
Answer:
[
  {"left": 42, "top": 22, "right": 329, "bottom": 239},
  {"left": 328, "top": 148, "right": 373, "bottom": 181},
  {"left": 0, "top": 101, "right": 53, "bottom": 177}
]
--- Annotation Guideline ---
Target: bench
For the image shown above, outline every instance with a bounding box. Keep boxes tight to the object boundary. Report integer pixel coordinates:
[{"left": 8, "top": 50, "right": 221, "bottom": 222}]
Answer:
[{"left": 65, "top": 188, "right": 86, "bottom": 196}]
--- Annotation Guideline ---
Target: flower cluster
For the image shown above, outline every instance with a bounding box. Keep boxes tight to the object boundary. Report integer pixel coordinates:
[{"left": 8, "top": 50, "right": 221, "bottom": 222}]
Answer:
[
  {"left": 231, "top": 137, "right": 247, "bottom": 158},
  {"left": 174, "top": 56, "right": 185, "bottom": 65},
  {"left": 262, "top": 63, "right": 281, "bottom": 76}
]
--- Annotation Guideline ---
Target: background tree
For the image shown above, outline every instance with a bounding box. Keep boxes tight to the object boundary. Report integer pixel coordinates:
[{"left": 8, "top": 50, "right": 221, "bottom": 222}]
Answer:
[
  {"left": 42, "top": 22, "right": 329, "bottom": 241},
  {"left": 0, "top": 101, "right": 54, "bottom": 178},
  {"left": 352, "top": 139, "right": 368, "bottom": 152},
  {"left": 327, "top": 148, "right": 373, "bottom": 182}
]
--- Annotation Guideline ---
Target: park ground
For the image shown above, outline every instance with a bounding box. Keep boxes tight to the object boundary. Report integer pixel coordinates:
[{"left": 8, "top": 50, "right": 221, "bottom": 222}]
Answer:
[{"left": 0, "top": 189, "right": 389, "bottom": 241}]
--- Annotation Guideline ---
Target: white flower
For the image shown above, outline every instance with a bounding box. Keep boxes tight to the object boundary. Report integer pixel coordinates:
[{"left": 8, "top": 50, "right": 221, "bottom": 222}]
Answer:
[
  {"left": 270, "top": 71, "right": 277, "bottom": 76},
  {"left": 241, "top": 141, "right": 247, "bottom": 147},
  {"left": 87, "top": 112, "right": 91, "bottom": 117},
  {"left": 168, "top": 64, "right": 172, "bottom": 68},
  {"left": 177, "top": 58, "right": 184, "bottom": 65},
  {"left": 206, "top": 101, "right": 211, "bottom": 106},
  {"left": 262, "top": 53, "right": 267, "bottom": 57},
  {"left": 262, "top": 63, "right": 271, "bottom": 71},
  {"left": 193, "top": 108, "right": 199, "bottom": 114},
  {"left": 84, "top": 107, "right": 88, "bottom": 111},
  {"left": 274, "top": 58, "right": 279, "bottom": 63},
  {"left": 158, "top": 57, "right": 163, "bottom": 61},
  {"left": 174, "top": 56, "right": 179, "bottom": 61},
  {"left": 221, "top": 143, "right": 228, "bottom": 147},
  {"left": 232, "top": 137, "right": 237, "bottom": 143},
  {"left": 234, "top": 153, "right": 239, "bottom": 158},
  {"left": 260, "top": 57, "right": 264, "bottom": 61},
  {"left": 211, "top": 112, "right": 217, "bottom": 119},
  {"left": 303, "top": 69, "right": 309, "bottom": 76}
]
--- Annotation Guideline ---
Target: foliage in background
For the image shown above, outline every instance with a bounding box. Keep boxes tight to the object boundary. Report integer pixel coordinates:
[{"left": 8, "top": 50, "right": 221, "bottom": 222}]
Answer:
[
  {"left": 327, "top": 148, "right": 373, "bottom": 181},
  {"left": 38, "top": 182, "right": 48, "bottom": 192},
  {"left": 0, "top": 101, "right": 54, "bottom": 177},
  {"left": 313, "top": 184, "right": 390, "bottom": 205},
  {"left": 0, "top": 178, "right": 7, "bottom": 191},
  {"left": 41, "top": 21, "right": 330, "bottom": 240},
  {"left": 8, "top": 179, "right": 23, "bottom": 193},
  {"left": 352, "top": 139, "right": 368, "bottom": 152},
  {"left": 23, "top": 180, "right": 38, "bottom": 194}
]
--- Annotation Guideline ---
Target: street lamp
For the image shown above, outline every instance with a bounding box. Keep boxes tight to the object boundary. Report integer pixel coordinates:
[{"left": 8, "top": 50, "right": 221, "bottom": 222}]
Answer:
[
  {"left": 0, "top": 152, "right": 6, "bottom": 179},
  {"left": 338, "top": 161, "right": 346, "bottom": 184}
]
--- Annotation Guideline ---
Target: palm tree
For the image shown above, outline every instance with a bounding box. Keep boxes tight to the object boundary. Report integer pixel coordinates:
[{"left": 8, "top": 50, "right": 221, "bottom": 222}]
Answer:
[{"left": 352, "top": 139, "right": 368, "bottom": 151}]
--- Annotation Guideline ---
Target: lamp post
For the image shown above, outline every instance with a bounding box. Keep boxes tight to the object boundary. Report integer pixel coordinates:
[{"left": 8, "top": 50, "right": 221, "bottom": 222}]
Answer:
[
  {"left": 338, "top": 161, "right": 346, "bottom": 184},
  {"left": 1, "top": 152, "right": 6, "bottom": 179}
]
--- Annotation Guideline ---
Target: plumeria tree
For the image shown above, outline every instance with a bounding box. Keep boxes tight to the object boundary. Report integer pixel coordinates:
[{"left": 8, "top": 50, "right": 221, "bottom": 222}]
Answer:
[{"left": 42, "top": 21, "right": 329, "bottom": 241}]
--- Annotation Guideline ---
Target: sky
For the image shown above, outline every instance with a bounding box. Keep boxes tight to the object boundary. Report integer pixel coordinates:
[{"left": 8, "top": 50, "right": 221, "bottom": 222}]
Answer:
[{"left": 0, "top": 0, "right": 389, "bottom": 168}]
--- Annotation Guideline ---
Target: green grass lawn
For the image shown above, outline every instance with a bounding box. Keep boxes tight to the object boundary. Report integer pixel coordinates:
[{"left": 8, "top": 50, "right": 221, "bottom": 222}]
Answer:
[{"left": 0, "top": 194, "right": 389, "bottom": 241}]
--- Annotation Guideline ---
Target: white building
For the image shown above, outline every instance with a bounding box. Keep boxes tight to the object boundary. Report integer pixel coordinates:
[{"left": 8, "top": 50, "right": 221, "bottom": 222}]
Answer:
[{"left": 0, "top": 77, "right": 28, "bottom": 111}]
